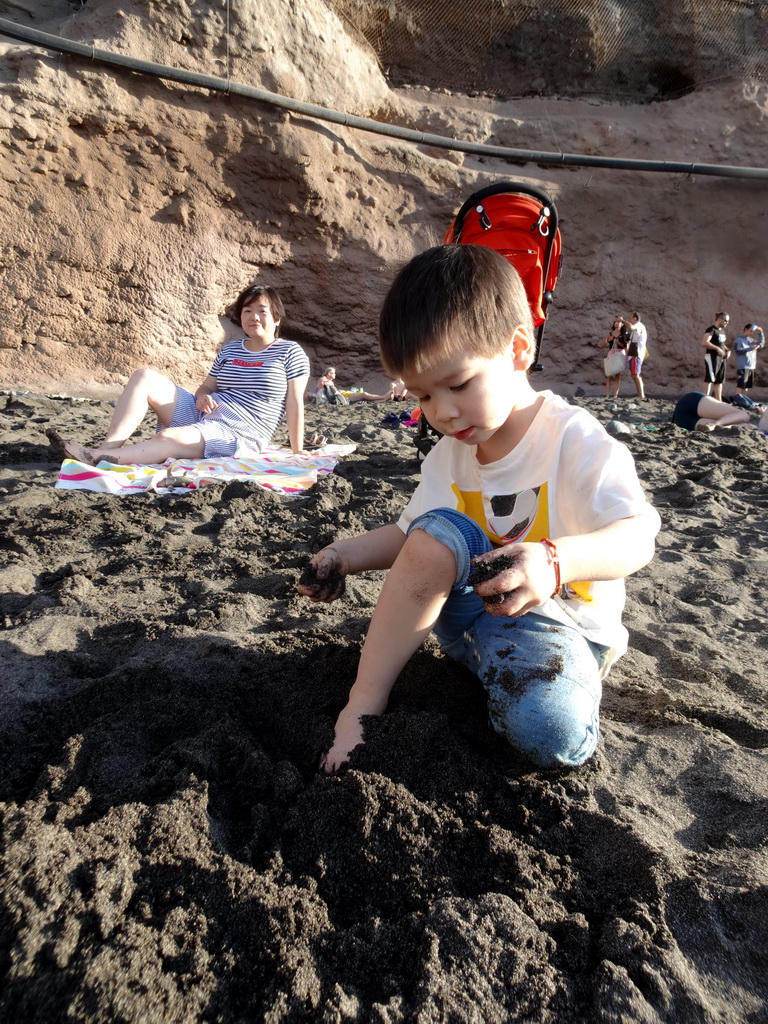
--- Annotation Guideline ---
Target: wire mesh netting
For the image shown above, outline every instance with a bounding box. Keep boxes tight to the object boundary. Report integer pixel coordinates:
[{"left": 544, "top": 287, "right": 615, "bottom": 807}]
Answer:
[{"left": 328, "top": 0, "right": 768, "bottom": 101}]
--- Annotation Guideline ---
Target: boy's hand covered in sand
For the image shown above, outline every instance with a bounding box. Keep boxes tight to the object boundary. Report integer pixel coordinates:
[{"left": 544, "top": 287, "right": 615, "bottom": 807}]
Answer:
[
  {"left": 470, "top": 542, "right": 556, "bottom": 617},
  {"left": 297, "top": 545, "right": 349, "bottom": 603},
  {"left": 321, "top": 705, "right": 366, "bottom": 773}
]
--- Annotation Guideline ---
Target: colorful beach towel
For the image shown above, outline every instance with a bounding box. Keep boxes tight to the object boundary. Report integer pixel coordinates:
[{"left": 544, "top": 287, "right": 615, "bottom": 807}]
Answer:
[{"left": 53, "top": 444, "right": 357, "bottom": 495}]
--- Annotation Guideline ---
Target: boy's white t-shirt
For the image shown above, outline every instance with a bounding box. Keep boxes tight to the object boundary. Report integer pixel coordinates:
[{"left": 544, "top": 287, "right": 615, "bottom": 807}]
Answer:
[{"left": 397, "top": 391, "right": 661, "bottom": 671}]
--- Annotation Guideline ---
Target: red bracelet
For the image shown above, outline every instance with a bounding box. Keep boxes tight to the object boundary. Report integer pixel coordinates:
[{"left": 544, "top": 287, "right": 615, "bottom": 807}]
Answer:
[{"left": 540, "top": 538, "right": 561, "bottom": 598}]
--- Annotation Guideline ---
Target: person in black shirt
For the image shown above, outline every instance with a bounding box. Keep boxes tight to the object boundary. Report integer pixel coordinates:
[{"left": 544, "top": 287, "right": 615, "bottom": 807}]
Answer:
[{"left": 701, "top": 311, "right": 730, "bottom": 402}]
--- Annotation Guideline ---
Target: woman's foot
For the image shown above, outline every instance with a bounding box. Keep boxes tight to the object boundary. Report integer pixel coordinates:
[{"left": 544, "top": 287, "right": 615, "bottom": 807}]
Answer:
[{"left": 45, "top": 428, "right": 99, "bottom": 465}]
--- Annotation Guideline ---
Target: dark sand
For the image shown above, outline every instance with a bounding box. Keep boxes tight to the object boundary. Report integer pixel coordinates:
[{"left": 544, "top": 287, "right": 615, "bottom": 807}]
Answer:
[{"left": 1, "top": 391, "right": 767, "bottom": 1023}]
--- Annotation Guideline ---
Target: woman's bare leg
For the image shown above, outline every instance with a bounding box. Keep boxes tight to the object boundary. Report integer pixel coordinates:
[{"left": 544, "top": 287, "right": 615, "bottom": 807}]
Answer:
[
  {"left": 347, "top": 390, "right": 394, "bottom": 403},
  {"left": 695, "top": 395, "right": 750, "bottom": 431},
  {"left": 48, "top": 425, "right": 205, "bottom": 465},
  {"left": 100, "top": 369, "right": 179, "bottom": 449}
]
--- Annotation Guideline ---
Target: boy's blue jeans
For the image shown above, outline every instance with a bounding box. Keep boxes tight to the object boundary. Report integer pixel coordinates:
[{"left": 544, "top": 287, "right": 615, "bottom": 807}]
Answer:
[{"left": 407, "top": 509, "right": 604, "bottom": 768}]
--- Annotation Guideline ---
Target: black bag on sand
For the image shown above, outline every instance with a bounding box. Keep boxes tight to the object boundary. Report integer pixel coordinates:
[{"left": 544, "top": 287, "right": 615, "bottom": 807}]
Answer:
[{"left": 324, "top": 385, "right": 349, "bottom": 406}]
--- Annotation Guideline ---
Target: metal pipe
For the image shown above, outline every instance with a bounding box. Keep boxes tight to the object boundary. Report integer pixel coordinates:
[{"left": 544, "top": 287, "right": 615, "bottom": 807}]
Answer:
[{"left": 2, "top": 16, "right": 767, "bottom": 181}]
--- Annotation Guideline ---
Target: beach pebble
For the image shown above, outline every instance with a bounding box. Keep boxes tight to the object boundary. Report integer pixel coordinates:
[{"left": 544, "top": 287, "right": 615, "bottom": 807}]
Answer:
[{"left": 606, "top": 419, "right": 633, "bottom": 435}]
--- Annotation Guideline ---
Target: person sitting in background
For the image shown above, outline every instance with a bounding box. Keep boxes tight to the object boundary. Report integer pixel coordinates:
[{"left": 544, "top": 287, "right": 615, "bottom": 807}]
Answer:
[
  {"left": 671, "top": 392, "right": 766, "bottom": 432},
  {"left": 311, "top": 366, "right": 348, "bottom": 405},
  {"left": 311, "top": 366, "right": 393, "bottom": 404},
  {"left": 46, "top": 284, "right": 310, "bottom": 464}
]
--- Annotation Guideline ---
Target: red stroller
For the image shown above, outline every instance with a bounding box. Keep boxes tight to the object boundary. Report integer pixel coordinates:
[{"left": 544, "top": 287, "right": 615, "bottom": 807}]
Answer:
[{"left": 414, "top": 181, "right": 562, "bottom": 460}]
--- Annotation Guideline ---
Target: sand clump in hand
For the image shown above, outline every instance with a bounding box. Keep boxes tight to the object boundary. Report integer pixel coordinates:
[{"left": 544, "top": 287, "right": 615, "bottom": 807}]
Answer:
[{"left": 1, "top": 392, "right": 767, "bottom": 1021}]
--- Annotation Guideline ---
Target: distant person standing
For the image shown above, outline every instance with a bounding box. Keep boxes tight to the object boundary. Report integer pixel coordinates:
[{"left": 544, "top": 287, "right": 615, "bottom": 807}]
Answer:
[
  {"left": 624, "top": 312, "right": 647, "bottom": 401},
  {"left": 733, "top": 323, "right": 764, "bottom": 398},
  {"left": 598, "top": 315, "right": 629, "bottom": 398},
  {"left": 701, "top": 312, "right": 730, "bottom": 402}
]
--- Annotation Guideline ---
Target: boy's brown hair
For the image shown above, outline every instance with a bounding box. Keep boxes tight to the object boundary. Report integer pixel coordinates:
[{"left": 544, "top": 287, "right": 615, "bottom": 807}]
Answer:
[{"left": 378, "top": 244, "right": 534, "bottom": 376}]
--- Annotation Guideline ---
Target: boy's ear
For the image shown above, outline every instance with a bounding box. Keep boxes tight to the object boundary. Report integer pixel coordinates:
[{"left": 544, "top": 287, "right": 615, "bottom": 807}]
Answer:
[{"left": 511, "top": 323, "right": 536, "bottom": 369}]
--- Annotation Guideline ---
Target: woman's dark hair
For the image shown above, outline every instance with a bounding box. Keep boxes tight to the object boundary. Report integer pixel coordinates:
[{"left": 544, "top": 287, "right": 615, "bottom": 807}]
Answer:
[{"left": 230, "top": 285, "right": 285, "bottom": 333}]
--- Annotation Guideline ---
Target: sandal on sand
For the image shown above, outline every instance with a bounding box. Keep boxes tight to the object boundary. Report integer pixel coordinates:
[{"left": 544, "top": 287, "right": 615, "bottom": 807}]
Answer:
[
  {"left": 45, "top": 428, "right": 97, "bottom": 466},
  {"left": 305, "top": 433, "right": 327, "bottom": 450}
]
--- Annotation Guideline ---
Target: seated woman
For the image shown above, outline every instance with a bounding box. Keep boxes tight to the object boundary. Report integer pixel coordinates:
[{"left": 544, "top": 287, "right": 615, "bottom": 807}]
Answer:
[
  {"left": 46, "top": 284, "right": 311, "bottom": 464},
  {"left": 671, "top": 392, "right": 766, "bottom": 432},
  {"left": 312, "top": 366, "right": 393, "bottom": 404}
]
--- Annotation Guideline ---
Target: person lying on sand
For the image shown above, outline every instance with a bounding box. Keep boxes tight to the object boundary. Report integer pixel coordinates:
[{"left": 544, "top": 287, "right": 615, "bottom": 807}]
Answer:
[
  {"left": 45, "top": 285, "right": 311, "bottom": 465},
  {"left": 298, "top": 244, "right": 661, "bottom": 773},
  {"left": 311, "top": 366, "right": 394, "bottom": 405},
  {"left": 671, "top": 392, "right": 768, "bottom": 433},
  {"left": 390, "top": 378, "right": 415, "bottom": 401}
]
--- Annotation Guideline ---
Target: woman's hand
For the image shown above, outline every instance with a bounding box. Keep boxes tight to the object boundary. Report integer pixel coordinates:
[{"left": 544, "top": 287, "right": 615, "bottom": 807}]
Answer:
[
  {"left": 297, "top": 545, "right": 350, "bottom": 603},
  {"left": 196, "top": 392, "right": 218, "bottom": 414},
  {"left": 470, "top": 541, "right": 557, "bottom": 617}
]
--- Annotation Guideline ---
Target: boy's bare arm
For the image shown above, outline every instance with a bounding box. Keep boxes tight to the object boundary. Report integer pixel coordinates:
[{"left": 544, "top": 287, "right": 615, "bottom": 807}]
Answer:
[
  {"left": 324, "top": 667, "right": 399, "bottom": 773},
  {"left": 322, "top": 528, "right": 456, "bottom": 772},
  {"left": 297, "top": 524, "right": 406, "bottom": 602},
  {"left": 555, "top": 514, "right": 658, "bottom": 581},
  {"left": 472, "top": 514, "right": 658, "bottom": 617}
]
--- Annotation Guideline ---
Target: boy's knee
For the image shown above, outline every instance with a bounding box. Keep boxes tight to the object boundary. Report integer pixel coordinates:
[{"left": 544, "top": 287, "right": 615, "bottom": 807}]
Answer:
[
  {"left": 488, "top": 680, "right": 600, "bottom": 768},
  {"left": 407, "top": 508, "right": 491, "bottom": 587},
  {"left": 403, "top": 524, "right": 458, "bottom": 573}
]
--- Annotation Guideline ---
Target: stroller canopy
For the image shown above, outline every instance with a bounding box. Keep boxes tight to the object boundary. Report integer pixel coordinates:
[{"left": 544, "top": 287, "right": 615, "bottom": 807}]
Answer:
[{"left": 443, "top": 181, "right": 562, "bottom": 366}]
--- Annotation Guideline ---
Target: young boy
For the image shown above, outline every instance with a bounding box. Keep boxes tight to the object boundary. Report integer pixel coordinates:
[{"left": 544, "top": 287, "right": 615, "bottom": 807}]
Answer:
[
  {"left": 298, "top": 245, "right": 660, "bottom": 772},
  {"left": 733, "top": 323, "right": 764, "bottom": 399}
]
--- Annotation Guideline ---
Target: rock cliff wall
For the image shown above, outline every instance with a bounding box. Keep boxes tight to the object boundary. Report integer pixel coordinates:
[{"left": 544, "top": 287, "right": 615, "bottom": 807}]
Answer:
[
  {"left": 0, "top": 0, "right": 766, "bottom": 399},
  {"left": 331, "top": 0, "right": 768, "bottom": 102}
]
